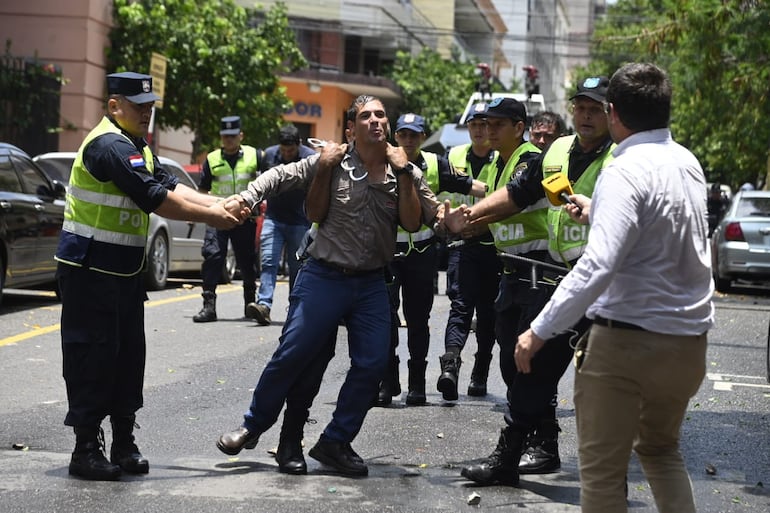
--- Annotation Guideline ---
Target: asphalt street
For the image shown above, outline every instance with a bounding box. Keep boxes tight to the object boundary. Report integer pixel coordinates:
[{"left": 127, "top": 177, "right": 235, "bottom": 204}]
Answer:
[{"left": 0, "top": 274, "right": 769, "bottom": 513}]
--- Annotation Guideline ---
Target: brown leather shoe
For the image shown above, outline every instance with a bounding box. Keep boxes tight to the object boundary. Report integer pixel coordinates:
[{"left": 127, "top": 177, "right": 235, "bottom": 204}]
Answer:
[
  {"left": 245, "top": 303, "right": 271, "bottom": 326},
  {"left": 216, "top": 426, "right": 260, "bottom": 456}
]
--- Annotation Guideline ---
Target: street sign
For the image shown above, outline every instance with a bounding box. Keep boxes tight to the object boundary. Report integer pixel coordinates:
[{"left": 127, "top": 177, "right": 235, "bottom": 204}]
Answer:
[{"left": 150, "top": 52, "right": 167, "bottom": 109}]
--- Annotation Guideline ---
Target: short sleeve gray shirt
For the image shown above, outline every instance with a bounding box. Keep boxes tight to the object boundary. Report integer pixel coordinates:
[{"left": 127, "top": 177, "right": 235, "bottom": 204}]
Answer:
[{"left": 241, "top": 150, "right": 439, "bottom": 270}]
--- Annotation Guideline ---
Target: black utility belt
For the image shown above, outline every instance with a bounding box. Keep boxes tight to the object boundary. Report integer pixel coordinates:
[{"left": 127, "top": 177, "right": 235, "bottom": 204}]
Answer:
[
  {"left": 501, "top": 252, "right": 572, "bottom": 279},
  {"left": 592, "top": 315, "right": 647, "bottom": 332},
  {"left": 317, "top": 259, "right": 383, "bottom": 276},
  {"left": 396, "top": 238, "right": 435, "bottom": 251},
  {"left": 503, "top": 264, "right": 562, "bottom": 282}
]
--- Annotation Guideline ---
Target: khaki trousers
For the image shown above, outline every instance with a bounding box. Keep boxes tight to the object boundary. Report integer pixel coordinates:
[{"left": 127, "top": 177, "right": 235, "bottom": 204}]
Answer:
[{"left": 574, "top": 324, "right": 707, "bottom": 513}]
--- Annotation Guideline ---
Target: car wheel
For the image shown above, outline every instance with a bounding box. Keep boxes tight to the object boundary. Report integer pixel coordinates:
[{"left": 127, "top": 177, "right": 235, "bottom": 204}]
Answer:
[{"left": 145, "top": 231, "right": 169, "bottom": 291}]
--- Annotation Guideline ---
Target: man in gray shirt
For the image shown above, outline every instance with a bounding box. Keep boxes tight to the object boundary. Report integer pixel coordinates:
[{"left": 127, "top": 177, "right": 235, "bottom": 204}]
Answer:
[{"left": 216, "top": 95, "right": 440, "bottom": 477}]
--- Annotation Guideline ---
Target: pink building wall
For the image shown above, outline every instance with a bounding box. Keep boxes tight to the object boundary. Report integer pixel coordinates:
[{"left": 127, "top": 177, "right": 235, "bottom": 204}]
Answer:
[
  {"left": 0, "top": 0, "right": 391, "bottom": 164},
  {"left": 1, "top": 0, "right": 113, "bottom": 151}
]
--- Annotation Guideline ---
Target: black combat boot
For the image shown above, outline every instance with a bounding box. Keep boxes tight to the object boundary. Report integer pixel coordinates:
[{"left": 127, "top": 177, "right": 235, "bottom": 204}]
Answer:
[
  {"left": 243, "top": 288, "right": 257, "bottom": 319},
  {"left": 275, "top": 411, "right": 307, "bottom": 475},
  {"left": 461, "top": 425, "right": 525, "bottom": 486},
  {"left": 467, "top": 352, "right": 492, "bottom": 396},
  {"left": 69, "top": 426, "right": 122, "bottom": 481},
  {"left": 193, "top": 291, "right": 217, "bottom": 323},
  {"left": 110, "top": 415, "right": 149, "bottom": 474},
  {"left": 375, "top": 355, "right": 401, "bottom": 406},
  {"left": 437, "top": 352, "right": 462, "bottom": 401},
  {"left": 519, "top": 419, "right": 561, "bottom": 474},
  {"left": 405, "top": 359, "right": 427, "bottom": 405}
]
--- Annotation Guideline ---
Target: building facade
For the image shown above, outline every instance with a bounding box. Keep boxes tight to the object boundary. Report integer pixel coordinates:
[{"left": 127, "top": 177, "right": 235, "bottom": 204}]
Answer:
[
  {"left": 1, "top": 0, "right": 601, "bottom": 159},
  {"left": 253, "top": 0, "right": 508, "bottom": 145}
]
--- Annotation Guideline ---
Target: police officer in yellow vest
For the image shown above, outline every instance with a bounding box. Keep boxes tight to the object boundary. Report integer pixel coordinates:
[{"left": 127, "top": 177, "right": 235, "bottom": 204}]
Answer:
[
  {"left": 193, "top": 116, "right": 263, "bottom": 323},
  {"left": 436, "top": 104, "right": 500, "bottom": 401},
  {"left": 377, "top": 113, "right": 486, "bottom": 406},
  {"left": 448, "top": 78, "right": 615, "bottom": 486},
  {"left": 443, "top": 97, "right": 544, "bottom": 405},
  {"left": 55, "top": 72, "right": 245, "bottom": 481}
]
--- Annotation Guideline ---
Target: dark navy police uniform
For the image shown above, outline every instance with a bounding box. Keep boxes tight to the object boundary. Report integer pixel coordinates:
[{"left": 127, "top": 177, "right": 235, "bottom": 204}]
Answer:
[
  {"left": 57, "top": 122, "right": 175, "bottom": 428},
  {"left": 198, "top": 148, "right": 259, "bottom": 296},
  {"left": 386, "top": 151, "right": 472, "bottom": 403}
]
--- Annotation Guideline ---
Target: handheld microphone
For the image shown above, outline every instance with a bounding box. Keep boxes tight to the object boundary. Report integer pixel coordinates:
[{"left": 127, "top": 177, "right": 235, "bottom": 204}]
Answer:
[{"left": 541, "top": 173, "right": 581, "bottom": 214}]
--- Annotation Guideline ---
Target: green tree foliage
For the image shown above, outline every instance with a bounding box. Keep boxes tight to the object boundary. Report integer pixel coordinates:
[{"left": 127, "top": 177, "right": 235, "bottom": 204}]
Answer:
[
  {"left": 109, "top": 0, "right": 306, "bottom": 161},
  {"left": 578, "top": 0, "right": 770, "bottom": 188},
  {"left": 388, "top": 48, "right": 484, "bottom": 134}
]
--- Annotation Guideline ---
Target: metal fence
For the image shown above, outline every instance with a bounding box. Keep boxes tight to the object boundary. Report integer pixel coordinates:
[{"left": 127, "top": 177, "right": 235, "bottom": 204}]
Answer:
[{"left": 0, "top": 54, "right": 61, "bottom": 156}]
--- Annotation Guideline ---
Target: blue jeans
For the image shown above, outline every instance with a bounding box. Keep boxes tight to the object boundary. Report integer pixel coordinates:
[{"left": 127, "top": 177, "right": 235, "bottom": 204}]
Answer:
[
  {"left": 257, "top": 217, "right": 310, "bottom": 309},
  {"left": 243, "top": 258, "right": 390, "bottom": 443}
]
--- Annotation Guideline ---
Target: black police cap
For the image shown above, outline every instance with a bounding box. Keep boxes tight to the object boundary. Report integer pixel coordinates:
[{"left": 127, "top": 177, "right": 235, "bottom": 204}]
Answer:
[
  {"left": 220, "top": 116, "right": 242, "bottom": 135},
  {"left": 107, "top": 72, "right": 160, "bottom": 104}
]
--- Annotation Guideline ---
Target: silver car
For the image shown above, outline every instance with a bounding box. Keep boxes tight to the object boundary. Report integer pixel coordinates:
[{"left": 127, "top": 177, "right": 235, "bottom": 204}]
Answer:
[
  {"left": 33, "top": 152, "right": 235, "bottom": 290},
  {"left": 710, "top": 190, "right": 770, "bottom": 292}
]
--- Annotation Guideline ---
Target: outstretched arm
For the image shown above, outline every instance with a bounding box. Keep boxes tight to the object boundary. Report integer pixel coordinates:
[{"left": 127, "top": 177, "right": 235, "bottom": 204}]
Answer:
[
  {"left": 441, "top": 187, "right": 521, "bottom": 237},
  {"left": 155, "top": 189, "right": 245, "bottom": 230},
  {"left": 466, "top": 187, "right": 521, "bottom": 224},
  {"left": 441, "top": 201, "right": 469, "bottom": 234},
  {"left": 469, "top": 179, "right": 488, "bottom": 198}
]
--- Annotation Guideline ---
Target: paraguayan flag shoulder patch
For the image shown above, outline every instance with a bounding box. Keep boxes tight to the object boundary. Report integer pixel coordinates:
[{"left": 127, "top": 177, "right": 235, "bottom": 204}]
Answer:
[{"left": 128, "top": 154, "right": 145, "bottom": 168}]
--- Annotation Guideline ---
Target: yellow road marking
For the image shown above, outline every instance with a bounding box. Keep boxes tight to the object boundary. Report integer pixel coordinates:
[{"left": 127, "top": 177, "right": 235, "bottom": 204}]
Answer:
[
  {"left": 0, "top": 285, "right": 239, "bottom": 347},
  {"left": 0, "top": 324, "right": 61, "bottom": 346}
]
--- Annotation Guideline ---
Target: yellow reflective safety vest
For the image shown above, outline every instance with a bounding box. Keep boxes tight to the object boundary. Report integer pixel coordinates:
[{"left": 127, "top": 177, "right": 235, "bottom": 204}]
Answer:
[
  {"left": 542, "top": 135, "right": 615, "bottom": 264},
  {"left": 487, "top": 141, "right": 548, "bottom": 255},
  {"left": 206, "top": 145, "right": 259, "bottom": 198},
  {"left": 442, "top": 143, "right": 496, "bottom": 208},
  {"left": 56, "top": 116, "right": 152, "bottom": 276},
  {"left": 396, "top": 151, "right": 439, "bottom": 254}
]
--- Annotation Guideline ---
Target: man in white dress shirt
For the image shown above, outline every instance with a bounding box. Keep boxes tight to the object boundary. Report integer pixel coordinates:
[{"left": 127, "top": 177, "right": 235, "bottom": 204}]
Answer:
[{"left": 516, "top": 63, "right": 714, "bottom": 513}]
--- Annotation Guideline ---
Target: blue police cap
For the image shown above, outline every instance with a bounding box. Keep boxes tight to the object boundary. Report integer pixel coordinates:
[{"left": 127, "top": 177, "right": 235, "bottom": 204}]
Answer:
[{"left": 395, "top": 113, "right": 426, "bottom": 133}]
